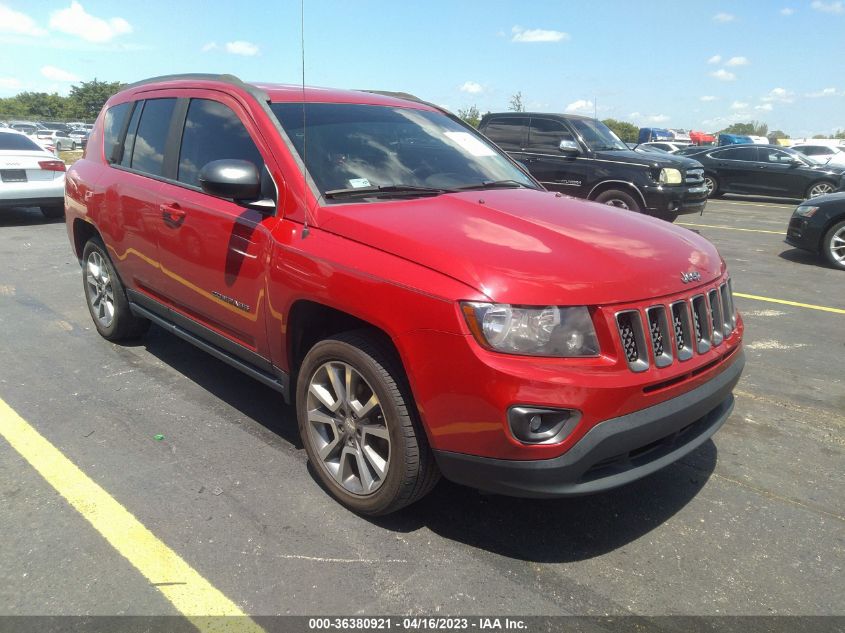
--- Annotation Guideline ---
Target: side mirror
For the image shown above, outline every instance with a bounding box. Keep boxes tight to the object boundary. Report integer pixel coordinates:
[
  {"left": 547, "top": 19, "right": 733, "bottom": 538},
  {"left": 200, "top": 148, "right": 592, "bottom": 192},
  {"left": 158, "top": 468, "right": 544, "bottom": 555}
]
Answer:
[
  {"left": 790, "top": 158, "right": 803, "bottom": 167},
  {"left": 198, "top": 159, "right": 261, "bottom": 201},
  {"left": 558, "top": 139, "right": 580, "bottom": 154}
]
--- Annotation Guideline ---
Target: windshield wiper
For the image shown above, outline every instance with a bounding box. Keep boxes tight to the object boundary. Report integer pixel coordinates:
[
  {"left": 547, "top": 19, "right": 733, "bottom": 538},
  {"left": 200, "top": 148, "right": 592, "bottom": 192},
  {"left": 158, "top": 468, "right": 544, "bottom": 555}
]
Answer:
[
  {"left": 454, "top": 180, "right": 532, "bottom": 191},
  {"left": 324, "top": 184, "right": 452, "bottom": 199}
]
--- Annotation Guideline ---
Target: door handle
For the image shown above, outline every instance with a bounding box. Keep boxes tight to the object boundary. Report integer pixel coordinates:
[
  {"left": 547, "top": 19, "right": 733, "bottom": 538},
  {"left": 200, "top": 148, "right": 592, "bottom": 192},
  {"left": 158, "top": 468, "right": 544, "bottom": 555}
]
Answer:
[{"left": 160, "top": 203, "right": 186, "bottom": 227}]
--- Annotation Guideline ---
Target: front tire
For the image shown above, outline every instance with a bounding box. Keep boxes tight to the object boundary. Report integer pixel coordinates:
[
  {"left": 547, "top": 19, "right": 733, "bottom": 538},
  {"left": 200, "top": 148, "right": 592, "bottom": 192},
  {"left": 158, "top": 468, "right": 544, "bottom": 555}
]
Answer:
[
  {"left": 296, "top": 331, "right": 439, "bottom": 515},
  {"left": 704, "top": 174, "right": 722, "bottom": 198},
  {"left": 822, "top": 220, "right": 845, "bottom": 271},
  {"left": 82, "top": 238, "right": 150, "bottom": 340},
  {"left": 807, "top": 181, "right": 835, "bottom": 199},
  {"left": 594, "top": 189, "right": 640, "bottom": 212}
]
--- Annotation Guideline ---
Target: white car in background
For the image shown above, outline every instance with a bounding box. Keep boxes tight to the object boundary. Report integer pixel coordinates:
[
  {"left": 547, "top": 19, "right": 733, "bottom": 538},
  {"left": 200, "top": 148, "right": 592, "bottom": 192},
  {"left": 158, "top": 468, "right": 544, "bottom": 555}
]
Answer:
[
  {"left": 639, "top": 141, "right": 686, "bottom": 153},
  {"left": 791, "top": 144, "right": 845, "bottom": 166},
  {"left": 0, "top": 129, "right": 66, "bottom": 219}
]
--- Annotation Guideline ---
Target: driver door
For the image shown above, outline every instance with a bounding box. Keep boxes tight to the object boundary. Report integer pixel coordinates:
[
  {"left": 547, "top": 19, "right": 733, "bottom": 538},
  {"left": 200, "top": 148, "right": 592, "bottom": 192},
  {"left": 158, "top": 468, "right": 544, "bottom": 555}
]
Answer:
[{"left": 525, "top": 117, "right": 588, "bottom": 197}]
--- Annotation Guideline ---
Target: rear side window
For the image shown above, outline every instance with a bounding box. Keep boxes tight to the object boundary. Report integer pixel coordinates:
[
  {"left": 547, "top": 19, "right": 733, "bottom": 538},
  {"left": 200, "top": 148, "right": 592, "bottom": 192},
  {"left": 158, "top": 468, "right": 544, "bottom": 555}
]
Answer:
[
  {"left": 715, "top": 146, "right": 757, "bottom": 161},
  {"left": 483, "top": 117, "right": 528, "bottom": 151},
  {"left": 130, "top": 98, "right": 177, "bottom": 176},
  {"left": 177, "top": 99, "right": 263, "bottom": 187},
  {"left": 104, "top": 103, "right": 131, "bottom": 163},
  {"left": 0, "top": 132, "right": 42, "bottom": 151},
  {"left": 528, "top": 118, "right": 575, "bottom": 153}
]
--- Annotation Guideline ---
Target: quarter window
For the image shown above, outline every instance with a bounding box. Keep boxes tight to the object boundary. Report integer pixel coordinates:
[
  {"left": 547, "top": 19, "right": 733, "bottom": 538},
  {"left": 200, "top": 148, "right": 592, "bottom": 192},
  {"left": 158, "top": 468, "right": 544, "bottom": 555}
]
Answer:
[
  {"left": 104, "top": 103, "right": 130, "bottom": 164},
  {"left": 177, "top": 99, "right": 263, "bottom": 187},
  {"left": 130, "top": 98, "right": 177, "bottom": 176}
]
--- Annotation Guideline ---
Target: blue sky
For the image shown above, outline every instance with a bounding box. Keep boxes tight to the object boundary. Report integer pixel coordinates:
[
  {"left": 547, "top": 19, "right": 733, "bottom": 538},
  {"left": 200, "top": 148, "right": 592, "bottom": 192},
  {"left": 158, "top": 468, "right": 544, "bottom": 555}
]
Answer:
[{"left": 1, "top": 0, "right": 843, "bottom": 136}]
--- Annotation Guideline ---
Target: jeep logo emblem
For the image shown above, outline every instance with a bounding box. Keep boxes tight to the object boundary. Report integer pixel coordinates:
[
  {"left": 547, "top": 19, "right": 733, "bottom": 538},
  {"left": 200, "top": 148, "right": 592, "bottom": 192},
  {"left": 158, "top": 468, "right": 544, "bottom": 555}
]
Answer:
[{"left": 681, "top": 271, "right": 701, "bottom": 283}]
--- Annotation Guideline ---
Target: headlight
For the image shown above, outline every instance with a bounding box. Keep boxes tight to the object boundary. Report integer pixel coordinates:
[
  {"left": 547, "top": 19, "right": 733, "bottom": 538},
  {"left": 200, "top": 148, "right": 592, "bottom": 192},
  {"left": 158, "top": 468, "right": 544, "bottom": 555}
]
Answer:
[
  {"left": 794, "top": 205, "right": 819, "bottom": 217},
  {"left": 460, "top": 302, "right": 600, "bottom": 357},
  {"left": 658, "top": 168, "right": 683, "bottom": 185}
]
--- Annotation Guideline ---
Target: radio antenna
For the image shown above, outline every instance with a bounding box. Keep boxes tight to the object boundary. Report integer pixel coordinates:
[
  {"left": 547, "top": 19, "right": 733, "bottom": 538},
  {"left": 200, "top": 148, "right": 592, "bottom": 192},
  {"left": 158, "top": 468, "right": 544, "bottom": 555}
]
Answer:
[{"left": 300, "top": 0, "right": 310, "bottom": 239}]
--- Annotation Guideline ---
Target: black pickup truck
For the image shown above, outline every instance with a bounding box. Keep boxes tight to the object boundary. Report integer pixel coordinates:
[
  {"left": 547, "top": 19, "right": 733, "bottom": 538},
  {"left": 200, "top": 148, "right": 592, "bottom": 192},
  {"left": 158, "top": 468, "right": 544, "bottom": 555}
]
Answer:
[{"left": 479, "top": 112, "right": 708, "bottom": 222}]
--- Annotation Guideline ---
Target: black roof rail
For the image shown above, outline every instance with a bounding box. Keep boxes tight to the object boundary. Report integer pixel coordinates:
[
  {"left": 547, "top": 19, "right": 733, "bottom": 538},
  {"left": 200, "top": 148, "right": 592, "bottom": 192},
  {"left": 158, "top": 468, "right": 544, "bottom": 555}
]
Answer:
[{"left": 123, "top": 73, "right": 270, "bottom": 102}]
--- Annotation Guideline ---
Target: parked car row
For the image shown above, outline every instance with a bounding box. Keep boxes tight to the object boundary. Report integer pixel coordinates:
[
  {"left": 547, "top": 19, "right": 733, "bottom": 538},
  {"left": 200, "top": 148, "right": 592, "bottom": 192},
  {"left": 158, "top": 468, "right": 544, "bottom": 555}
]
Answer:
[
  {"left": 0, "top": 120, "right": 91, "bottom": 151},
  {"left": 0, "top": 128, "right": 66, "bottom": 219}
]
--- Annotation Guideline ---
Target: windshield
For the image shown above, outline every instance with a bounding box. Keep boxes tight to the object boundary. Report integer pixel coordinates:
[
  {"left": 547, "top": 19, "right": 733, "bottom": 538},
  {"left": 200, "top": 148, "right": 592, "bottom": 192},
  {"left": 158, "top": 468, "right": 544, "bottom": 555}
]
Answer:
[
  {"left": 569, "top": 118, "right": 628, "bottom": 151},
  {"left": 270, "top": 103, "right": 537, "bottom": 199}
]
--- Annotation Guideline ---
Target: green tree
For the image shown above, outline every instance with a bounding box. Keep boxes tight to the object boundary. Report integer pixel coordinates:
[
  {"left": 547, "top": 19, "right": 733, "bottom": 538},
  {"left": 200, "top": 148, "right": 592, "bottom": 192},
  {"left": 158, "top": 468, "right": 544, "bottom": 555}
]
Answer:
[
  {"left": 768, "top": 129, "right": 789, "bottom": 141},
  {"left": 812, "top": 134, "right": 827, "bottom": 139},
  {"left": 602, "top": 118, "right": 639, "bottom": 143},
  {"left": 835, "top": 129, "right": 845, "bottom": 140},
  {"left": 720, "top": 121, "right": 768, "bottom": 136},
  {"left": 508, "top": 91, "right": 524, "bottom": 112},
  {"left": 0, "top": 92, "right": 69, "bottom": 120},
  {"left": 458, "top": 105, "right": 481, "bottom": 128},
  {"left": 67, "top": 79, "right": 125, "bottom": 120}
]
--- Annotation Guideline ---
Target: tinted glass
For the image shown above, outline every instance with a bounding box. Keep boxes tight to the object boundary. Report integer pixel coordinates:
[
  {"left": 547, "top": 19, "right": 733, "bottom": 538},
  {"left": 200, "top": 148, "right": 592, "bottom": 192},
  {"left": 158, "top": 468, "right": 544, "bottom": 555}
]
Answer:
[
  {"left": 120, "top": 102, "right": 143, "bottom": 167},
  {"left": 761, "top": 148, "right": 797, "bottom": 163},
  {"left": 568, "top": 118, "right": 627, "bottom": 151},
  {"left": 0, "top": 132, "right": 43, "bottom": 151},
  {"left": 528, "top": 118, "right": 574, "bottom": 152},
  {"left": 717, "top": 146, "right": 757, "bottom": 161},
  {"left": 482, "top": 117, "right": 527, "bottom": 150},
  {"left": 178, "top": 99, "right": 263, "bottom": 187},
  {"left": 130, "top": 98, "right": 176, "bottom": 176},
  {"left": 271, "top": 103, "right": 535, "bottom": 197},
  {"left": 104, "top": 102, "right": 130, "bottom": 164}
]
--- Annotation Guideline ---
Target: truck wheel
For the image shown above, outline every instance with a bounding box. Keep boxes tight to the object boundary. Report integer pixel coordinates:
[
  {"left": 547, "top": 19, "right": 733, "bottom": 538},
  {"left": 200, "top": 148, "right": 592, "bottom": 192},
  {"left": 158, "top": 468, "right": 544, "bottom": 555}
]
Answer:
[
  {"left": 704, "top": 174, "right": 722, "bottom": 198},
  {"left": 82, "top": 238, "right": 150, "bottom": 340},
  {"left": 822, "top": 220, "right": 845, "bottom": 271},
  {"left": 594, "top": 189, "right": 640, "bottom": 211},
  {"left": 296, "top": 331, "right": 439, "bottom": 515},
  {"left": 807, "top": 181, "right": 835, "bottom": 199},
  {"left": 40, "top": 205, "right": 64, "bottom": 219}
]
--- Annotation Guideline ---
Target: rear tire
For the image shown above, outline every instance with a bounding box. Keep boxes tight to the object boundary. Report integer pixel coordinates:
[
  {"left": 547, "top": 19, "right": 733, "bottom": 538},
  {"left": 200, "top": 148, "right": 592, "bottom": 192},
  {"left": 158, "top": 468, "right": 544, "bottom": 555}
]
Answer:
[
  {"left": 807, "top": 181, "right": 835, "bottom": 199},
  {"left": 704, "top": 174, "right": 722, "bottom": 198},
  {"left": 82, "top": 238, "right": 150, "bottom": 341},
  {"left": 296, "top": 331, "right": 439, "bottom": 515},
  {"left": 40, "top": 204, "right": 64, "bottom": 219},
  {"left": 822, "top": 220, "right": 845, "bottom": 271},
  {"left": 594, "top": 189, "right": 640, "bottom": 212}
]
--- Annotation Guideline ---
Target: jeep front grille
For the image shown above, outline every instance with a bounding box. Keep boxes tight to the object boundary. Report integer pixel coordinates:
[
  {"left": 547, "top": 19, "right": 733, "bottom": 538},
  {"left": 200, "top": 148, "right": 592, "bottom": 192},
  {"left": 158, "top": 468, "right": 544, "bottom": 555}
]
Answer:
[{"left": 615, "top": 279, "right": 737, "bottom": 372}]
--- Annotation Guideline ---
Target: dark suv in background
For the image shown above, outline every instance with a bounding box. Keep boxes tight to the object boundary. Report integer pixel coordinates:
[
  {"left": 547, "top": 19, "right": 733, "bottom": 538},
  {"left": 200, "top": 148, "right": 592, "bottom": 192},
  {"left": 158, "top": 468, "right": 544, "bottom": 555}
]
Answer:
[{"left": 479, "top": 113, "right": 708, "bottom": 222}]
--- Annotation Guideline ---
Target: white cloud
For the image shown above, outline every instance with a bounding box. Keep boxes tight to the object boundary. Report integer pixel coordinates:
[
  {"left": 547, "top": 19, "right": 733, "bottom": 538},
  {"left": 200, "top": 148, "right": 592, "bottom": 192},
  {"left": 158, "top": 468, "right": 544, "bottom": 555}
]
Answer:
[
  {"left": 511, "top": 25, "right": 569, "bottom": 43},
  {"left": 565, "top": 99, "right": 594, "bottom": 113},
  {"left": 459, "top": 81, "right": 483, "bottom": 94},
  {"left": 40, "top": 65, "right": 79, "bottom": 82},
  {"left": 707, "top": 55, "right": 722, "bottom": 64},
  {"left": 0, "top": 3, "right": 47, "bottom": 36},
  {"left": 713, "top": 12, "right": 736, "bottom": 22},
  {"left": 700, "top": 95, "right": 718, "bottom": 102},
  {"left": 805, "top": 87, "right": 839, "bottom": 97},
  {"left": 710, "top": 69, "right": 736, "bottom": 81},
  {"left": 762, "top": 87, "right": 794, "bottom": 103},
  {"left": 49, "top": 1, "right": 132, "bottom": 43},
  {"left": 725, "top": 56, "right": 749, "bottom": 66},
  {"left": 630, "top": 112, "right": 669, "bottom": 124},
  {"left": 0, "top": 77, "right": 22, "bottom": 90},
  {"left": 811, "top": 0, "right": 844, "bottom": 13},
  {"left": 755, "top": 103, "right": 774, "bottom": 111},
  {"left": 225, "top": 40, "right": 259, "bottom": 56},
  {"left": 201, "top": 42, "right": 218, "bottom": 52},
  {"left": 780, "top": 7, "right": 795, "bottom": 15},
  {"left": 731, "top": 101, "right": 750, "bottom": 110}
]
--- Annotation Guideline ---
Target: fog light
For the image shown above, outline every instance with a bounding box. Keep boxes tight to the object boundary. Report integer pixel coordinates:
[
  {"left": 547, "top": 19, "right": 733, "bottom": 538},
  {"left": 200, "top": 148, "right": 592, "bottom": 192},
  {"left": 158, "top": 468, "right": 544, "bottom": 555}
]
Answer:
[{"left": 508, "top": 406, "right": 581, "bottom": 444}]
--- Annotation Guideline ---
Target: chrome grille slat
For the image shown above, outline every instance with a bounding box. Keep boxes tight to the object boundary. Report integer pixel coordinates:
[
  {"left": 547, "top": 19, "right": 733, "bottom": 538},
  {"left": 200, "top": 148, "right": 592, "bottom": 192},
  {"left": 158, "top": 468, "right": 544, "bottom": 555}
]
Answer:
[
  {"left": 685, "top": 168, "right": 704, "bottom": 185},
  {"left": 670, "top": 301, "right": 694, "bottom": 361},
  {"left": 615, "top": 310, "right": 649, "bottom": 372},
  {"left": 646, "top": 306, "right": 673, "bottom": 368},
  {"left": 690, "top": 295, "right": 711, "bottom": 353},
  {"left": 719, "top": 283, "right": 733, "bottom": 337},
  {"left": 707, "top": 289, "right": 724, "bottom": 346}
]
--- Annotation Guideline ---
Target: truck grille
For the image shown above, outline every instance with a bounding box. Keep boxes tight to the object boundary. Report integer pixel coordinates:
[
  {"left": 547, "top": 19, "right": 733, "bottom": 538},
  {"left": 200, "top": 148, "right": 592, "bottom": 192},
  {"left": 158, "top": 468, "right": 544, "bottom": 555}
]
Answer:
[
  {"left": 685, "top": 168, "right": 704, "bottom": 185},
  {"left": 615, "top": 279, "right": 737, "bottom": 372}
]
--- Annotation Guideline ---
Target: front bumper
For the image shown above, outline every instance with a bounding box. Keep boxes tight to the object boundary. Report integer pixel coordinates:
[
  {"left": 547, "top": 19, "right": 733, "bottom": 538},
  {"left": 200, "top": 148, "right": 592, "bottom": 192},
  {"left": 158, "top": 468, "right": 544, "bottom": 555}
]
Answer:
[
  {"left": 643, "top": 183, "right": 708, "bottom": 216},
  {"left": 785, "top": 216, "right": 823, "bottom": 252},
  {"left": 434, "top": 349, "right": 744, "bottom": 498}
]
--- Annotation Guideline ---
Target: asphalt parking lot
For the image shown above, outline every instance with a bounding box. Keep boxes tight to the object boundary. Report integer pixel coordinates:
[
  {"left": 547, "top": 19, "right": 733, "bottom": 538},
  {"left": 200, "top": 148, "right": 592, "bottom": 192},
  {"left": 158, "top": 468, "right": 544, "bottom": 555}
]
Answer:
[{"left": 0, "top": 197, "right": 843, "bottom": 623}]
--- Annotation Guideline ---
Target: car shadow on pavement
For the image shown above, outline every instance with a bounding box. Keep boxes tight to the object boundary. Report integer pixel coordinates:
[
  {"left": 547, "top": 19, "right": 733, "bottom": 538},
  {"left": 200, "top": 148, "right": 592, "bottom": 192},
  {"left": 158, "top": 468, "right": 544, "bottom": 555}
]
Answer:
[
  {"left": 0, "top": 207, "right": 64, "bottom": 227},
  {"left": 137, "top": 326, "right": 302, "bottom": 449},
  {"left": 778, "top": 247, "right": 834, "bottom": 270},
  {"left": 372, "top": 441, "right": 717, "bottom": 563}
]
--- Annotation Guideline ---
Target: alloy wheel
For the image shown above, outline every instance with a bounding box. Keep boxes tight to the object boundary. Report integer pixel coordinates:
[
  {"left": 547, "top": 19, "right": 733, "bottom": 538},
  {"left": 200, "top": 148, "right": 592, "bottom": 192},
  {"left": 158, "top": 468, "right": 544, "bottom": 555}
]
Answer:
[
  {"left": 86, "top": 251, "right": 115, "bottom": 328},
  {"left": 829, "top": 226, "right": 845, "bottom": 265},
  {"left": 306, "top": 361, "right": 390, "bottom": 495},
  {"left": 809, "top": 182, "right": 834, "bottom": 198},
  {"left": 704, "top": 176, "right": 716, "bottom": 195}
]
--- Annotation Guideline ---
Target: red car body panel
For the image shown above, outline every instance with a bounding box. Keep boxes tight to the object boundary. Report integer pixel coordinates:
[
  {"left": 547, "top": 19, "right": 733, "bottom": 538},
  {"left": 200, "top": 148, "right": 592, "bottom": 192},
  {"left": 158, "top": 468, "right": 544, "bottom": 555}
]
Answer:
[{"left": 65, "top": 78, "right": 744, "bottom": 474}]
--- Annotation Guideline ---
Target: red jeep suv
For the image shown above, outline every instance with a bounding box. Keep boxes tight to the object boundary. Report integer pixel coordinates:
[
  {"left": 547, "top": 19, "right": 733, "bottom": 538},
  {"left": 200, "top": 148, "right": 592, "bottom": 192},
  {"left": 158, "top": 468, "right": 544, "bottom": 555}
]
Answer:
[{"left": 65, "top": 74, "right": 744, "bottom": 515}]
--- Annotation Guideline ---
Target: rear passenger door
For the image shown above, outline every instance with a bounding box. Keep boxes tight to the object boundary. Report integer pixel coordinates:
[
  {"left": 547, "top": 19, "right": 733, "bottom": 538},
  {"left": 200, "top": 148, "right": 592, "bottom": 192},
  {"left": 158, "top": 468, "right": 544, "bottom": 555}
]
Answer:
[
  {"left": 154, "top": 92, "right": 280, "bottom": 364},
  {"left": 709, "top": 146, "right": 759, "bottom": 193}
]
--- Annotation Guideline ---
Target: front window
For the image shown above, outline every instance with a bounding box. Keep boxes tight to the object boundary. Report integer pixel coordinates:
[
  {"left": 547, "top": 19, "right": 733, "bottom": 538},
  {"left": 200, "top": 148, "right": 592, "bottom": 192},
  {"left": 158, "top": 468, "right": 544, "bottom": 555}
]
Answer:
[
  {"left": 270, "top": 103, "right": 537, "bottom": 200},
  {"left": 568, "top": 118, "right": 627, "bottom": 151}
]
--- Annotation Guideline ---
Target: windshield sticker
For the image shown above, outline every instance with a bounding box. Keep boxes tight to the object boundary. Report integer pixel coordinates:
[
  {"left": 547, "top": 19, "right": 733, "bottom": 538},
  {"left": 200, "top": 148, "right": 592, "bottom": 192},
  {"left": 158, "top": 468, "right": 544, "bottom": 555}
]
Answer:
[
  {"left": 348, "top": 178, "right": 371, "bottom": 188},
  {"left": 444, "top": 132, "right": 497, "bottom": 157}
]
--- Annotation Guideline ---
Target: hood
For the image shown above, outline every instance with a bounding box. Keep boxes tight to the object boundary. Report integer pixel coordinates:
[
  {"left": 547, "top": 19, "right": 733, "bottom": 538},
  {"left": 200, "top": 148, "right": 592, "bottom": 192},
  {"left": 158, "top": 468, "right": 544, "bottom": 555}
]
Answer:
[
  {"left": 317, "top": 189, "right": 723, "bottom": 306},
  {"left": 595, "top": 149, "right": 703, "bottom": 170},
  {"left": 808, "top": 163, "right": 845, "bottom": 176}
]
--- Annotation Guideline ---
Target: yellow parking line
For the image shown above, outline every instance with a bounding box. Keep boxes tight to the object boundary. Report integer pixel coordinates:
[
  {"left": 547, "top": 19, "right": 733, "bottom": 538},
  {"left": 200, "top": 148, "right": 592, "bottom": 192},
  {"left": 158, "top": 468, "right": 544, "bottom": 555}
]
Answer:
[
  {"left": 0, "top": 398, "right": 264, "bottom": 633},
  {"left": 717, "top": 200, "right": 795, "bottom": 209},
  {"left": 733, "top": 292, "right": 845, "bottom": 314},
  {"left": 678, "top": 222, "right": 786, "bottom": 235}
]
